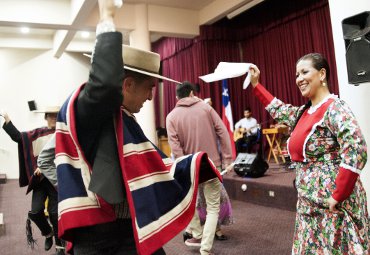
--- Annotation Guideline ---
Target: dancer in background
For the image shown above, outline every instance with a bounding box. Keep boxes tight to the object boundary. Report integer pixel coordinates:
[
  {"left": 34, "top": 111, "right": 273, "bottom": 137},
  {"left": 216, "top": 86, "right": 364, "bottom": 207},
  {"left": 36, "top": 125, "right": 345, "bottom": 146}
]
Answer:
[
  {"left": 37, "top": 133, "right": 65, "bottom": 254},
  {"left": 1, "top": 107, "right": 60, "bottom": 252}
]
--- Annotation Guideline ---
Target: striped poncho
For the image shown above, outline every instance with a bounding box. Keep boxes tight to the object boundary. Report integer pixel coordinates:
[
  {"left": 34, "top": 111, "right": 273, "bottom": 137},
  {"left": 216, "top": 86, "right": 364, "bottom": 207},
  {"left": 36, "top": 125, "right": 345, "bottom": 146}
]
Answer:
[
  {"left": 21, "top": 127, "right": 55, "bottom": 193},
  {"left": 55, "top": 87, "right": 221, "bottom": 255},
  {"left": 2, "top": 120, "right": 55, "bottom": 193}
]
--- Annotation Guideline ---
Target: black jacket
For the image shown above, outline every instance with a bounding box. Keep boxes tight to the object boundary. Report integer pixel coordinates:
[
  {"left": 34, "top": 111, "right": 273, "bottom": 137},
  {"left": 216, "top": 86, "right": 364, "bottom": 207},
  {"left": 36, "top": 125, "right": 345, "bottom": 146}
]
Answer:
[{"left": 74, "top": 32, "right": 126, "bottom": 204}]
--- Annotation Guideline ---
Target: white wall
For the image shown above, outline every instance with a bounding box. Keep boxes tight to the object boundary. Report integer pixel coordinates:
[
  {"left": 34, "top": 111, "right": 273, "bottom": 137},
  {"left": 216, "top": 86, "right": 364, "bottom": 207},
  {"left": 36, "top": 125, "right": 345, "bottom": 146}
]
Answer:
[
  {"left": 0, "top": 48, "right": 90, "bottom": 178},
  {"left": 328, "top": 1, "right": 370, "bottom": 209}
]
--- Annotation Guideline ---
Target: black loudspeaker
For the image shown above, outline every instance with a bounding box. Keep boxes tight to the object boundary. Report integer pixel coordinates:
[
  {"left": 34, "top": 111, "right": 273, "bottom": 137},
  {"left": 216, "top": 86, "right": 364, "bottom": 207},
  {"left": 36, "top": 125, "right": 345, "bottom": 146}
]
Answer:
[
  {"left": 342, "top": 11, "right": 370, "bottom": 85},
  {"left": 234, "top": 153, "right": 269, "bottom": 178},
  {"left": 27, "top": 100, "right": 37, "bottom": 111}
]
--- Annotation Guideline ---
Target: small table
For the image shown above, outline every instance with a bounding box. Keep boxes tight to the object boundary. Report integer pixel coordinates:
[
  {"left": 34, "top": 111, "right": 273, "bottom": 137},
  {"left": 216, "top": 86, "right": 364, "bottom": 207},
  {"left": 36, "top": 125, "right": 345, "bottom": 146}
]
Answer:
[
  {"left": 158, "top": 137, "right": 171, "bottom": 158},
  {"left": 262, "top": 127, "right": 289, "bottom": 164}
]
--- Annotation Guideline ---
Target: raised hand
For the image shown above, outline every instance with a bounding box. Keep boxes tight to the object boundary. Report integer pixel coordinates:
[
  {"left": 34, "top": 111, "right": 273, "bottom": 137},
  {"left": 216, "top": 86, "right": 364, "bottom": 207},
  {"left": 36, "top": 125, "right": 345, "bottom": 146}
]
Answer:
[
  {"left": 249, "top": 64, "right": 260, "bottom": 88},
  {"left": 0, "top": 110, "right": 10, "bottom": 124},
  {"left": 98, "top": 0, "right": 119, "bottom": 22}
]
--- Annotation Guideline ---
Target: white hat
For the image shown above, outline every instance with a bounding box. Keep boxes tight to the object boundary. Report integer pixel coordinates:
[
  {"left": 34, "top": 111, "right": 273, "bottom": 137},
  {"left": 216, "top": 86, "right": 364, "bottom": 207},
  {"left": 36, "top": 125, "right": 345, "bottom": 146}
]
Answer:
[
  {"left": 86, "top": 45, "right": 181, "bottom": 84},
  {"left": 122, "top": 45, "right": 181, "bottom": 84},
  {"left": 199, "top": 62, "right": 253, "bottom": 89},
  {"left": 34, "top": 106, "right": 60, "bottom": 113}
]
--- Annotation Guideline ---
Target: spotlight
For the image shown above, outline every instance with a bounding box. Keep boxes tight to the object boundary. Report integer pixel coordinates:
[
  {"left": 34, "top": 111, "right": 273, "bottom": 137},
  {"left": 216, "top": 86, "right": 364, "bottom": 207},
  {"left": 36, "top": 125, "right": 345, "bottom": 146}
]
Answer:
[
  {"left": 81, "top": 31, "right": 90, "bottom": 38},
  {"left": 20, "top": 27, "right": 30, "bottom": 34}
]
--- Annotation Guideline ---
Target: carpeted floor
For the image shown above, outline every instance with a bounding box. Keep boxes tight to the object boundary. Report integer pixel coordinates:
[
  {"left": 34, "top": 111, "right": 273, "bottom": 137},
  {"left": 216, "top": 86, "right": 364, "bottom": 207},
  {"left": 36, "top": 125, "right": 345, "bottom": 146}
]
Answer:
[{"left": 0, "top": 179, "right": 296, "bottom": 255}]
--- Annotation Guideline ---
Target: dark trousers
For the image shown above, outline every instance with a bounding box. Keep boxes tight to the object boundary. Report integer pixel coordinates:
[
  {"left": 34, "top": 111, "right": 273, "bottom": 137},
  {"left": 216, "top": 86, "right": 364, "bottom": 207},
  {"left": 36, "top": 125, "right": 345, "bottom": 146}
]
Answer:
[
  {"left": 31, "top": 177, "right": 58, "bottom": 214},
  {"left": 235, "top": 134, "right": 258, "bottom": 153},
  {"left": 73, "top": 219, "right": 166, "bottom": 255},
  {"left": 29, "top": 178, "right": 62, "bottom": 245}
]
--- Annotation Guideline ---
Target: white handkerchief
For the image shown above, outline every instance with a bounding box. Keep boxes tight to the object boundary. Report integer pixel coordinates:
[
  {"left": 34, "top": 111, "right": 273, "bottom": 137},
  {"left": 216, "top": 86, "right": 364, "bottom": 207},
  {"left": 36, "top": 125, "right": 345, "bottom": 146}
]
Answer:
[
  {"left": 199, "top": 62, "right": 253, "bottom": 89},
  {"left": 114, "top": 0, "right": 123, "bottom": 8}
]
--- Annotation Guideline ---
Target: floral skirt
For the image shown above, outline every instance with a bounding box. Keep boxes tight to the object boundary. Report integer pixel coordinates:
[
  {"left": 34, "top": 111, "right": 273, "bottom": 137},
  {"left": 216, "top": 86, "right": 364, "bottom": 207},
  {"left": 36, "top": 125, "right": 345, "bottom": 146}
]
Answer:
[
  {"left": 292, "top": 161, "right": 370, "bottom": 255},
  {"left": 197, "top": 184, "right": 233, "bottom": 226}
]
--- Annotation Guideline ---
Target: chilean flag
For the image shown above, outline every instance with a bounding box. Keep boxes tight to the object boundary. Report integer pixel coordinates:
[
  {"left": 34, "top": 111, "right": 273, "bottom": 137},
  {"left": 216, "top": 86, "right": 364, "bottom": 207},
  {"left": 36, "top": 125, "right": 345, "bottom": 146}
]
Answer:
[{"left": 221, "top": 80, "right": 236, "bottom": 159}]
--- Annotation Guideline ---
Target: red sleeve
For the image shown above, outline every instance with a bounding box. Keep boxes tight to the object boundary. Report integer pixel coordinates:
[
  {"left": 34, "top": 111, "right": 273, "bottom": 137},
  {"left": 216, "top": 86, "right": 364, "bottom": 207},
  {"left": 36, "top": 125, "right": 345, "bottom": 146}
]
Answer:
[
  {"left": 252, "top": 83, "right": 274, "bottom": 107},
  {"left": 332, "top": 167, "right": 358, "bottom": 202}
]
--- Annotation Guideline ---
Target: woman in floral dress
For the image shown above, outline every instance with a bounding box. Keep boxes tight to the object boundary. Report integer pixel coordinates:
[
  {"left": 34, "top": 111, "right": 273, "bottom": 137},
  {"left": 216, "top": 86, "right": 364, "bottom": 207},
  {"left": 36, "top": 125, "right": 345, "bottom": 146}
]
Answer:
[{"left": 249, "top": 53, "right": 369, "bottom": 254}]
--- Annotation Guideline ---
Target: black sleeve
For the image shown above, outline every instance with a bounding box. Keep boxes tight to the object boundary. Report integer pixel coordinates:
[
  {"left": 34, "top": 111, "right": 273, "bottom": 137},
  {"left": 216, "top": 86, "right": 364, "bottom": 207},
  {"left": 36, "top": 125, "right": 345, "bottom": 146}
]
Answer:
[
  {"left": 75, "top": 32, "right": 124, "bottom": 162},
  {"left": 3, "top": 121, "right": 22, "bottom": 143}
]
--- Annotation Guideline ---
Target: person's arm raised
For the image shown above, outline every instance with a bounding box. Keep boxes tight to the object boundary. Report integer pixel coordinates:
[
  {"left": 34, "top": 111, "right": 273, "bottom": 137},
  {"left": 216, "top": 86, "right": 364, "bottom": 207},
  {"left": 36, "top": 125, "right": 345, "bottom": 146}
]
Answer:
[
  {"left": 75, "top": 0, "right": 124, "bottom": 156},
  {"left": 249, "top": 65, "right": 274, "bottom": 107},
  {"left": 249, "top": 64, "right": 260, "bottom": 88}
]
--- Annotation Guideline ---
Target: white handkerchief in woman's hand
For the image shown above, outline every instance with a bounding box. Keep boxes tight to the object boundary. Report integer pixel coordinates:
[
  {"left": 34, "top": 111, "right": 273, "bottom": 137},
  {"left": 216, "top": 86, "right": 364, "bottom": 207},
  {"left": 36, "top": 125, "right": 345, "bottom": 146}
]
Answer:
[{"left": 199, "top": 62, "right": 253, "bottom": 89}]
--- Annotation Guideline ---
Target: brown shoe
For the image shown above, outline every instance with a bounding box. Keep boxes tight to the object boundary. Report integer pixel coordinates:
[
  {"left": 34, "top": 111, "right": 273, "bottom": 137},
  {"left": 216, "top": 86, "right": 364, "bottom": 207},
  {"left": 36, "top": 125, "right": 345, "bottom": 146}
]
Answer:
[{"left": 185, "top": 237, "right": 201, "bottom": 247}]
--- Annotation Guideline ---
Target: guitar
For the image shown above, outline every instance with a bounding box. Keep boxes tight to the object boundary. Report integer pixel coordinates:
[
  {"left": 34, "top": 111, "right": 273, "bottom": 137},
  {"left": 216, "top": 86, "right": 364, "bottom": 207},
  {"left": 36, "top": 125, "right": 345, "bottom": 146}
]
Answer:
[{"left": 233, "top": 124, "right": 260, "bottom": 141}]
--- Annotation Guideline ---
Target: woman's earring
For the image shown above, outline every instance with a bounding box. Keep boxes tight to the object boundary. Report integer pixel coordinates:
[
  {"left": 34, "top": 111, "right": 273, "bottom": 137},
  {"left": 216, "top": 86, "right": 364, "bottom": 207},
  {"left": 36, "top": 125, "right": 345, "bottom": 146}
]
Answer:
[{"left": 321, "top": 81, "right": 327, "bottom": 87}]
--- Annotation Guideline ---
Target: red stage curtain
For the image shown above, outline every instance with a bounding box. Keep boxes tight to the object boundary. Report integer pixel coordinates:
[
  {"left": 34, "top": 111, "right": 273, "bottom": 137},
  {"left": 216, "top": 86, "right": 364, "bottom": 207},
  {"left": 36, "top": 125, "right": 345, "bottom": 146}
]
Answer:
[
  {"left": 234, "top": 0, "right": 339, "bottom": 127},
  {"left": 152, "top": 0, "right": 338, "bottom": 130},
  {"left": 152, "top": 38, "right": 241, "bottom": 122}
]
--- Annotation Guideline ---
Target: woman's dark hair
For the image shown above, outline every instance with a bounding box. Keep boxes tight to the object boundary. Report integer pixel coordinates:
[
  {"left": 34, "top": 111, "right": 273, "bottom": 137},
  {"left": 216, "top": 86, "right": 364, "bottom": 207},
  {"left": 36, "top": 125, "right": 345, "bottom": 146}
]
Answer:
[
  {"left": 176, "top": 81, "right": 195, "bottom": 99},
  {"left": 296, "top": 53, "right": 330, "bottom": 83}
]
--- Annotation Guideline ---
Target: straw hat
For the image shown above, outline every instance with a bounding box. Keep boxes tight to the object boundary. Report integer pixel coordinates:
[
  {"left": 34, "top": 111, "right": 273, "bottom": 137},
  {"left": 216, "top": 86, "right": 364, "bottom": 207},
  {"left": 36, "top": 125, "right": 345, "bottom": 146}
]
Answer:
[
  {"left": 122, "top": 45, "right": 180, "bottom": 84},
  {"left": 85, "top": 45, "right": 180, "bottom": 84},
  {"left": 34, "top": 106, "right": 60, "bottom": 113}
]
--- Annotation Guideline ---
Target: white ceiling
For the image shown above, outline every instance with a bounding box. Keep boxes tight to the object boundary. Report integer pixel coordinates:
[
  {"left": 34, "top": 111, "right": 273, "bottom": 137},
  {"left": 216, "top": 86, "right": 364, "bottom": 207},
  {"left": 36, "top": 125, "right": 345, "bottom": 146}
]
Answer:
[
  {"left": 125, "top": 0, "right": 215, "bottom": 10},
  {"left": 0, "top": 0, "right": 256, "bottom": 58}
]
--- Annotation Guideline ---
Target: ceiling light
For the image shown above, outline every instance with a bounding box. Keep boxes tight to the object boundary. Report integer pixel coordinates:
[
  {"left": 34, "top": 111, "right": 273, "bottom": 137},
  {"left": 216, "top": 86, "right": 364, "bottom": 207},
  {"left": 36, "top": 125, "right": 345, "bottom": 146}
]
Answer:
[
  {"left": 227, "top": 0, "right": 265, "bottom": 19},
  {"left": 81, "top": 31, "right": 90, "bottom": 38},
  {"left": 20, "top": 27, "right": 30, "bottom": 34}
]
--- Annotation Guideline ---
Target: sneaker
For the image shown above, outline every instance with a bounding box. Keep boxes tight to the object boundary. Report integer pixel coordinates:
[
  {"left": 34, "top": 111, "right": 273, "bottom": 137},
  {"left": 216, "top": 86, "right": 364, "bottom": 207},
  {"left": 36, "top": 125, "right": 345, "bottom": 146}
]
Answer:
[{"left": 185, "top": 237, "right": 201, "bottom": 247}]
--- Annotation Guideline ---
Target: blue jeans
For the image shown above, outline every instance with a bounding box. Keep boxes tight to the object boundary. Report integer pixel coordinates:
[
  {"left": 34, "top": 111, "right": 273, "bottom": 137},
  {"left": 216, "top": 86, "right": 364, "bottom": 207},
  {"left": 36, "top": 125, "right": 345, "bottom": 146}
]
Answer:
[{"left": 73, "top": 219, "right": 166, "bottom": 255}]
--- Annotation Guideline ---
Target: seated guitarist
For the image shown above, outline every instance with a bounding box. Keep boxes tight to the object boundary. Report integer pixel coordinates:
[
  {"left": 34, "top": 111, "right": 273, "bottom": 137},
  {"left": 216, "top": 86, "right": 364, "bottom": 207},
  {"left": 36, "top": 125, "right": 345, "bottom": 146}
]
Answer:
[{"left": 234, "top": 108, "right": 259, "bottom": 153}]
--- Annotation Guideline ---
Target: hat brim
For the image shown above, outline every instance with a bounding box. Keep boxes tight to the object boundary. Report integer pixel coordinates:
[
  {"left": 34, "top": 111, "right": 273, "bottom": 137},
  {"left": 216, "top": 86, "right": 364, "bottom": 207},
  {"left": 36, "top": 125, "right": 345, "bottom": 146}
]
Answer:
[
  {"left": 33, "top": 106, "right": 60, "bottom": 113},
  {"left": 83, "top": 53, "right": 181, "bottom": 84},
  {"left": 124, "top": 66, "right": 181, "bottom": 84},
  {"left": 33, "top": 110, "right": 60, "bottom": 113}
]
